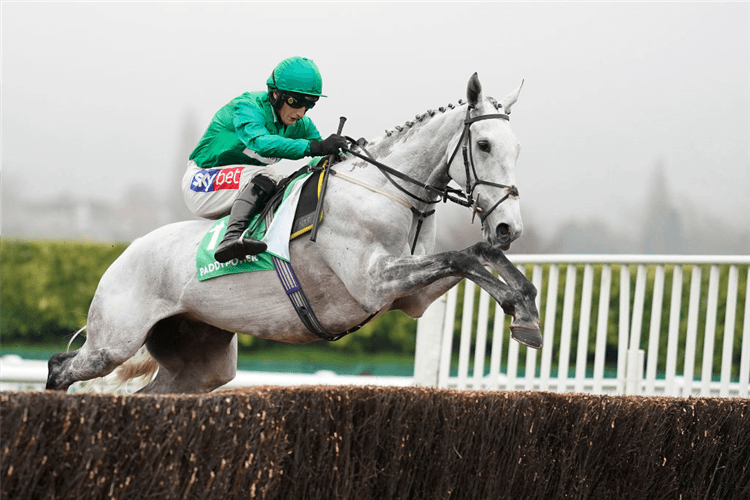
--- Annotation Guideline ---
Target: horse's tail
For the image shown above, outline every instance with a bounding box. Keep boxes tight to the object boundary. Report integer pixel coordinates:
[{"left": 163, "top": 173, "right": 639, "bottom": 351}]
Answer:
[
  {"left": 66, "top": 325, "right": 87, "bottom": 352},
  {"left": 113, "top": 346, "right": 159, "bottom": 386}
]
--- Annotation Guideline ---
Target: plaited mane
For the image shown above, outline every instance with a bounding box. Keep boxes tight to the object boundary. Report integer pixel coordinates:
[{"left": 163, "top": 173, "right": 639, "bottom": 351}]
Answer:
[{"left": 378, "top": 97, "right": 503, "bottom": 140}]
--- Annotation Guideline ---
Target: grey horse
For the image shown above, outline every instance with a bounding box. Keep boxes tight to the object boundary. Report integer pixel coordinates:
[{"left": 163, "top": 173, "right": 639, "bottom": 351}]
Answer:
[{"left": 46, "top": 73, "right": 541, "bottom": 394}]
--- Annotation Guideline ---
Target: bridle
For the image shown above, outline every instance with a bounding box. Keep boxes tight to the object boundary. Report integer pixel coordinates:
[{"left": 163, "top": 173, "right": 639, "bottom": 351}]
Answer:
[
  {"left": 343, "top": 104, "right": 519, "bottom": 225},
  {"left": 445, "top": 105, "right": 520, "bottom": 223}
]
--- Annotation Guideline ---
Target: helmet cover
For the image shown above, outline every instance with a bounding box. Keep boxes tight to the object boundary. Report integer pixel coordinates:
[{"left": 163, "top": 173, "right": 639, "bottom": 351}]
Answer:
[{"left": 266, "top": 56, "right": 326, "bottom": 97}]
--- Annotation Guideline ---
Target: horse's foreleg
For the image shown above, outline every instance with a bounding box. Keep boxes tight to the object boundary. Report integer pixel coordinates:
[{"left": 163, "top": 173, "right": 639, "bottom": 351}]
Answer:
[
  {"left": 390, "top": 276, "right": 462, "bottom": 317},
  {"left": 469, "top": 242, "right": 534, "bottom": 293},
  {"left": 367, "top": 249, "right": 541, "bottom": 348},
  {"left": 465, "top": 242, "right": 542, "bottom": 347},
  {"left": 390, "top": 240, "right": 532, "bottom": 317}
]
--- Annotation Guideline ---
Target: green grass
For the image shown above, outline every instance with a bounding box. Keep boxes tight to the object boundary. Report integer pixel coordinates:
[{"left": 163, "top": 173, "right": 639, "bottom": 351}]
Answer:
[{"left": 0, "top": 341, "right": 415, "bottom": 377}]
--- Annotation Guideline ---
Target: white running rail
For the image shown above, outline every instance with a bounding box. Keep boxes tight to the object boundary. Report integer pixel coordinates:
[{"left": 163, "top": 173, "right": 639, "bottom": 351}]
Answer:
[
  {"left": 414, "top": 255, "right": 750, "bottom": 397},
  {"left": 0, "top": 356, "right": 413, "bottom": 393}
]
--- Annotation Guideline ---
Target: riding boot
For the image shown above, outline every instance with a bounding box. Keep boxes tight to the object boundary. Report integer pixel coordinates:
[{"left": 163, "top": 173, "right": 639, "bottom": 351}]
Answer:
[{"left": 214, "top": 175, "right": 277, "bottom": 263}]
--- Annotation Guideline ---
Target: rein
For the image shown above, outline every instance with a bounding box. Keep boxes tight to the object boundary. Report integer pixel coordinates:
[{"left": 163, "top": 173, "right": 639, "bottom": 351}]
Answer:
[
  {"left": 343, "top": 145, "right": 465, "bottom": 207},
  {"left": 330, "top": 169, "right": 436, "bottom": 255},
  {"left": 341, "top": 105, "right": 518, "bottom": 226}
]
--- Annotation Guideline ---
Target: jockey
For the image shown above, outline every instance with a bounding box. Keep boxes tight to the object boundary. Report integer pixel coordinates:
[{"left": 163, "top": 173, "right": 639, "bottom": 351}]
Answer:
[{"left": 183, "top": 56, "right": 348, "bottom": 263}]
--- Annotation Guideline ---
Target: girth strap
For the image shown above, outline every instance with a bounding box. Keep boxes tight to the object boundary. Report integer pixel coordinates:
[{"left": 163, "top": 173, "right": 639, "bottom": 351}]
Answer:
[
  {"left": 410, "top": 207, "right": 436, "bottom": 255},
  {"left": 266, "top": 211, "right": 375, "bottom": 341}
]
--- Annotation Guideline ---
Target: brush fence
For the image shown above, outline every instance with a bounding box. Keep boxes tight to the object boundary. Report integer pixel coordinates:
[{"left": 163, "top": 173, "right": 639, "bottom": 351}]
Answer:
[{"left": 3, "top": 388, "right": 748, "bottom": 500}]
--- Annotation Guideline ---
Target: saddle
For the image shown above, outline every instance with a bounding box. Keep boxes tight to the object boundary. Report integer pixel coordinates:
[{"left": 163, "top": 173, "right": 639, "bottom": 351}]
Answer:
[
  {"left": 195, "top": 160, "right": 327, "bottom": 282},
  {"left": 252, "top": 158, "right": 329, "bottom": 242}
]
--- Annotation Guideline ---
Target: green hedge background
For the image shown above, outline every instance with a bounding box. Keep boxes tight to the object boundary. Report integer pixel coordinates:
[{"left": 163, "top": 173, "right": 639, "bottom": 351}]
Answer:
[
  {"left": 1, "top": 239, "right": 746, "bottom": 379},
  {"left": 0, "top": 238, "right": 417, "bottom": 357}
]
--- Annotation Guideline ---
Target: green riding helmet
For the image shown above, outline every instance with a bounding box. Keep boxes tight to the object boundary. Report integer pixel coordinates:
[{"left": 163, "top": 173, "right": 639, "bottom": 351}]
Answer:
[{"left": 267, "top": 56, "right": 326, "bottom": 97}]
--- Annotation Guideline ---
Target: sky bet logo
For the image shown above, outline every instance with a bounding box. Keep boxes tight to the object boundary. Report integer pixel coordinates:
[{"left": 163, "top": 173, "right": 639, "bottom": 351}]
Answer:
[{"left": 190, "top": 166, "right": 243, "bottom": 193}]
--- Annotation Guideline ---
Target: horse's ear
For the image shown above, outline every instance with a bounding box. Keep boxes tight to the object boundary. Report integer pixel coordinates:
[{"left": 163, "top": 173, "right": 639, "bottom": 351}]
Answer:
[
  {"left": 499, "top": 80, "right": 524, "bottom": 114},
  {"left": 467, "top": 72, "right": 482, "bottom": 107}
]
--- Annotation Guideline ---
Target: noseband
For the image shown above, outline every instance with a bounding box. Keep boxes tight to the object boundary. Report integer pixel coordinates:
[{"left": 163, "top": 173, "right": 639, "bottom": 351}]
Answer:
[{"left": 445, "top": 105, "right": 519, "bottom": 224}]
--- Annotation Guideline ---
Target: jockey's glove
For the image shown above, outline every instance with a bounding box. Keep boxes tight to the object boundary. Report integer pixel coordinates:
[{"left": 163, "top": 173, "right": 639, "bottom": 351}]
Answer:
[{"left": 309, "top": 134, "right": 348, "bottom": 157}]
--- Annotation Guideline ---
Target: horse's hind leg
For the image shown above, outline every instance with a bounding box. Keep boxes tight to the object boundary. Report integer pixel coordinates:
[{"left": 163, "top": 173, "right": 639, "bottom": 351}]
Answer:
[
  {"left": 46, "top": 343, "right": 131, "bottom": 391},
  {"left": 137, "top": 316, "right": 237, "bottom": 394},
  {"left": 46, "top": 293, "right": 157, "bottom": 391}
]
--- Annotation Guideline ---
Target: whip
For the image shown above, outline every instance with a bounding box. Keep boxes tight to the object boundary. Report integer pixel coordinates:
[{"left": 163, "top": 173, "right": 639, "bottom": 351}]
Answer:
[{"left": 310, "top": 116, "right": 346, "bottom": 242}]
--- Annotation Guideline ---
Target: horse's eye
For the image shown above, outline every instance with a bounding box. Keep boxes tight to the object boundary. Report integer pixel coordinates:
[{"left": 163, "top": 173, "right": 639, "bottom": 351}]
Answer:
[{"left": 477, "top": 140, "right": 491, "bottom": 153}]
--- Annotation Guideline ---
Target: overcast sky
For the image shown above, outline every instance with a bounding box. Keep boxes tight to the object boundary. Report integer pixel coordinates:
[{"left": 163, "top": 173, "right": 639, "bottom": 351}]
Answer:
[{"left": 3, "top": 2, "right": 749, "bottom": 236}]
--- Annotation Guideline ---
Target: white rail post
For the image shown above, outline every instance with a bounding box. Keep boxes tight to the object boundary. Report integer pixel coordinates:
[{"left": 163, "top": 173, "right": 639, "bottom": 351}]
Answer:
[
  {"left": 437, "top": 287, "right": 459, "bottom": 388},
  {"left": 665, "top": 265, "right": 684, "bottom": 396},
  {"left": 683, "top": 265, "right": 703, "bottom": 397},
  {"left": 488, "top": 298, "right": 506, "bottom": 390},
  {"left": 625, "top": 265, "right": 647, "bottom": 395},
  {"left": 558, "top": 264, "right": 578, "bottom": 392},
  {"left": 700, "top": 265, "right": 720, "bottom": 396},
  {"left": 525, "top": 265, "right": 544, "bottom": 390},
  {"left": 617, "top": 265, "right": 631, "bottom": 394},
  {"left": 539, "top": 264, "right": 559, "bottom": 392},
  {"left": 574, "top": 264, "right": 594, "bottom": 393},
  {"left": 456, "top": 282, "right": 476, "bottom": 389},
  {"left": 625, "top": 348, "right": 645, "bottom": 395},
  {"left": 472, "top": 290, "right": 491, "bottom": 389},
  {"left": 719, "top": 265, "right": 738, "bottom": 397},
  {"left": 592, "top": 265, "right": 612, "bottom": 394},
  {"left": 414, "top": 293, "right": 448, "bottom": 387},
  {"left": 645, "top": 265, "right": 665, "bottom": 395},
  {"left": 506, "top": 265, "right": 525, "bottom": 391},
  {"left": 739, "top": 266, "right": 750, "bottom": 398}
]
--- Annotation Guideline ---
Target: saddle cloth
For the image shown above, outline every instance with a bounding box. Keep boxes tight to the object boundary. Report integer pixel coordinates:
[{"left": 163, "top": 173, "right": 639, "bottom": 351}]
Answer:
[{"left": 196, "top": 167, "right": 325, "bottom": 282}]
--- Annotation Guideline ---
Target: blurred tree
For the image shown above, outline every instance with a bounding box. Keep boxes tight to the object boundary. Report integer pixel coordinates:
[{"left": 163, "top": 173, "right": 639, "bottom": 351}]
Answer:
[{"left": 642, "top": 160, "right": 686, "bottom": 254}]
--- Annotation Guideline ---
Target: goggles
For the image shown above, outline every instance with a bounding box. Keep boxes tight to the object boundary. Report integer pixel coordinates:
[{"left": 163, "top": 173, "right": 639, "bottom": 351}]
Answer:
[{"left": 281, "top": 92, "right": 319, "bottom": 110}]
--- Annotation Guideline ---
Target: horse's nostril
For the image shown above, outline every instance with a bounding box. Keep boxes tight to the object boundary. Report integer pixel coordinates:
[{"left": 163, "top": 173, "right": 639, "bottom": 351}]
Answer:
[{"left": 496, "top": 224, "right": 512, "bottom": 248}]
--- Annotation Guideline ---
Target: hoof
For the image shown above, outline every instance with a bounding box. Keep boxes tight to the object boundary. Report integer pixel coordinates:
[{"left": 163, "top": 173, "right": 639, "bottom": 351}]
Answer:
[
  {"left": 510, "top": 325, "right": 543, "bottom": 349},
  {"left": 46, "top": 351, "right": 77, "bottom": 390}
]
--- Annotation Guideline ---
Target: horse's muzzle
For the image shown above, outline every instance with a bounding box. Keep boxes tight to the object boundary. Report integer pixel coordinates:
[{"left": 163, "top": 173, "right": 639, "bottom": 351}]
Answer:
[{"left": 495, "top": 223, "right": 522, "bottom": 250}]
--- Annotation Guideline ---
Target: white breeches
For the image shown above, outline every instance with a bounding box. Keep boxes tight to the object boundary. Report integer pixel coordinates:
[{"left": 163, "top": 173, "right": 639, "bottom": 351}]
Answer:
[{"left": 181, "top": 161, "right": 282, "bottom": 219}]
